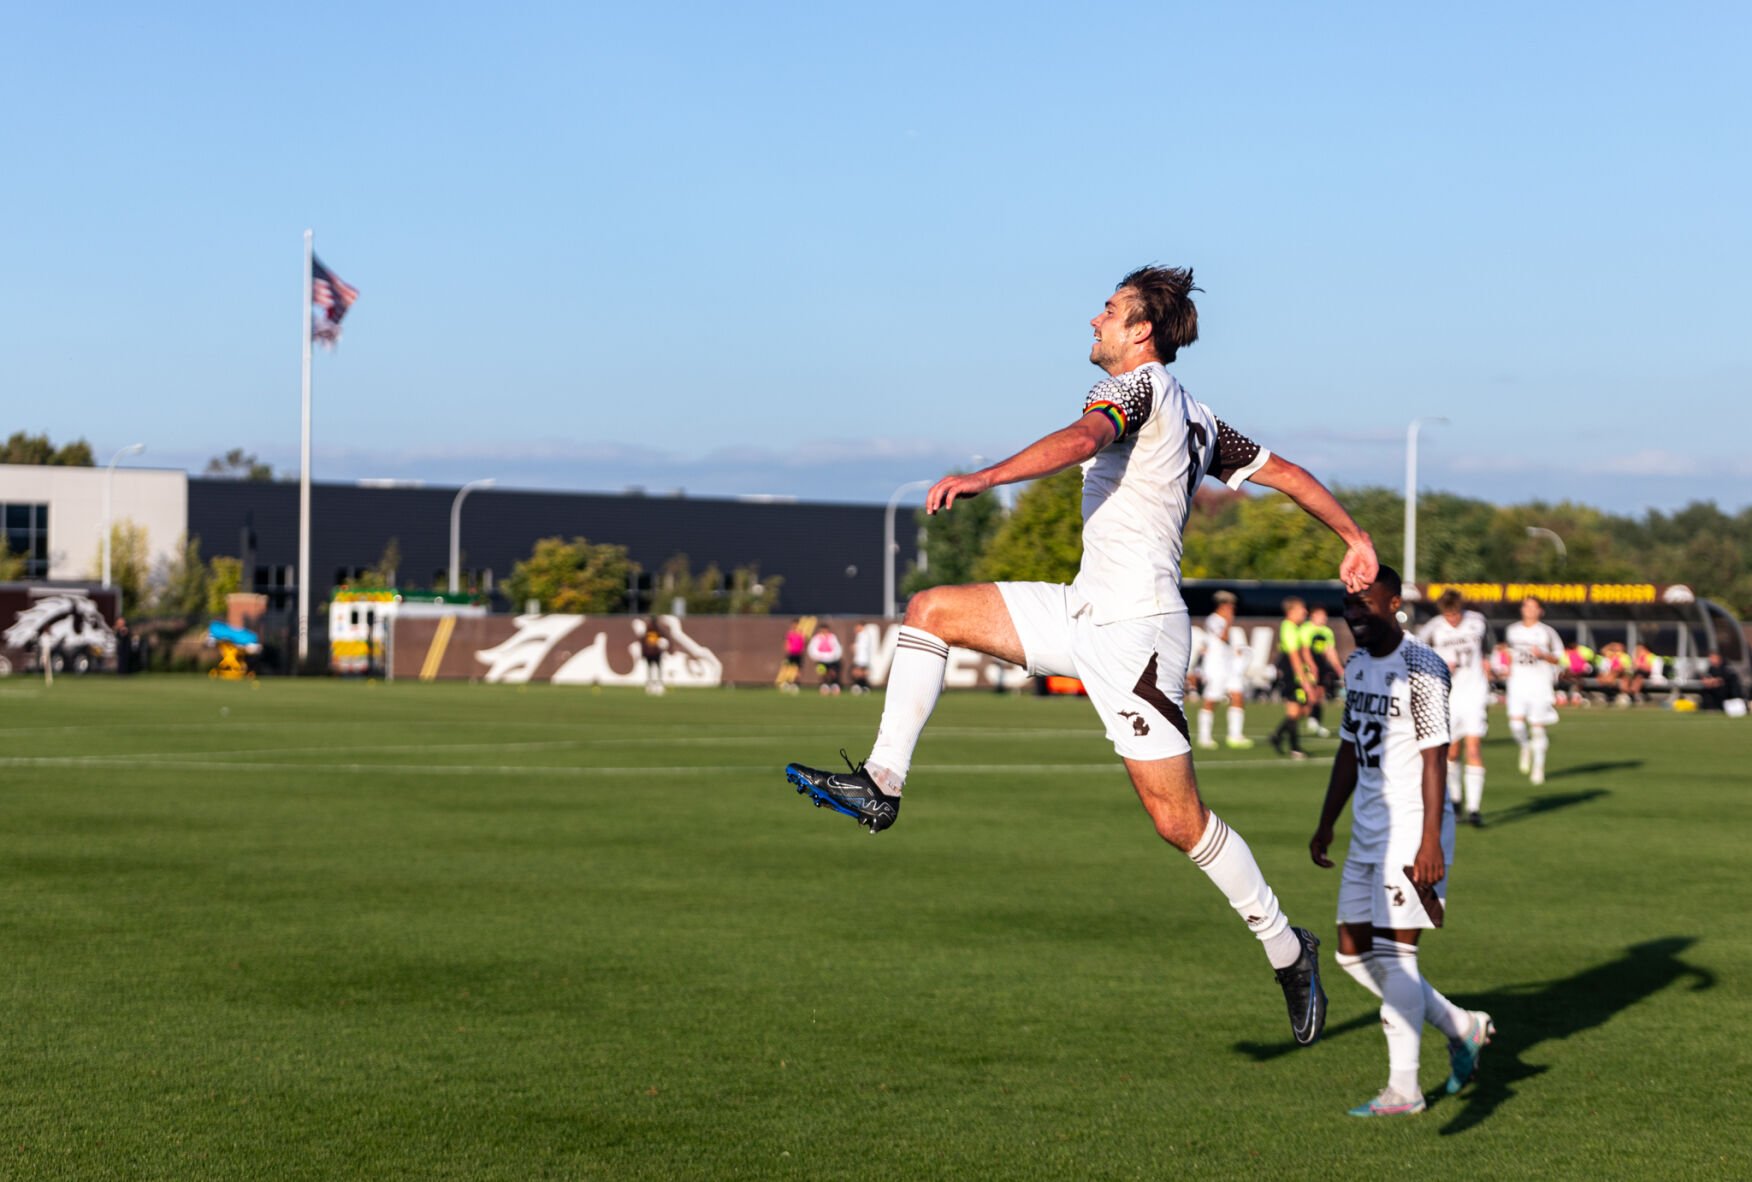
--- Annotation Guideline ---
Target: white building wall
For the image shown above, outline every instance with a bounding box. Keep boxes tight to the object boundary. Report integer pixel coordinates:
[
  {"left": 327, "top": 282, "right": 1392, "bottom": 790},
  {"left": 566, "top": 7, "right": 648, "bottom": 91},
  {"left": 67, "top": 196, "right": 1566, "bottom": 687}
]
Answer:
[{"left": 0, "top": 464, "right": 189, "bottom": 580}]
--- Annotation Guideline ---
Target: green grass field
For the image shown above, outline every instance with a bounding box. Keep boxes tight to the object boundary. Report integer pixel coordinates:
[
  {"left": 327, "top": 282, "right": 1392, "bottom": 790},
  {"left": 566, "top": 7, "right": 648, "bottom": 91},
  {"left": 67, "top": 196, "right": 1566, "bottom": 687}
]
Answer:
[{"left": 0, "top": 678, "right": 1746, "bottom": 1180}]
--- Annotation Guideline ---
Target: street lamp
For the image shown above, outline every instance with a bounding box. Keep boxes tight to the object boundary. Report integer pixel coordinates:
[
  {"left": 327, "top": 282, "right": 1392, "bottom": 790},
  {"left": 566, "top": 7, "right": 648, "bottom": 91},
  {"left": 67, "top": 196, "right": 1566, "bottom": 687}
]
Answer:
[
  {"left": 1403, "top": 417, "right": 1448, "bottom": 598},
  {"left": 102, "top": 443, "right": 146, "bottom": 588},
  {"left": 884, "top": 479, "right": 933, "bottom": 619},
  {"left": 1526, "top": 526, "right": 1567, "bottom": 563},
  {"left": 449, "top": 478, "right": 496, "bottom": 594}
]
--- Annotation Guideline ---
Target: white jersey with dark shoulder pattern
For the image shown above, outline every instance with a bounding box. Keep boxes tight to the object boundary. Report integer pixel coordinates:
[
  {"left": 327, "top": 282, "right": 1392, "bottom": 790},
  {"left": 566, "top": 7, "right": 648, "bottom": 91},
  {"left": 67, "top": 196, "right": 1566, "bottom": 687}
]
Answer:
[
  {"left": 1073, "top": 362, "right": 1270, "bottom": 623},
  {"left": 1339, "top": 633, "right": 1453, "bottom": 860}
]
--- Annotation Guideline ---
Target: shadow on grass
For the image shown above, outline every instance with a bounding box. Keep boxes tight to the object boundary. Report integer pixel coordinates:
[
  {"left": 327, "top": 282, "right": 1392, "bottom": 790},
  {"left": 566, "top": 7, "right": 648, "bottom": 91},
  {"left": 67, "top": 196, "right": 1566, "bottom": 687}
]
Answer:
[
  {"left": 1234, "top": 938, "right": 1714, "bottom": 1133},
  {"left": 1484, "top": 788, "right": 1611, "bottom": 827},
  {"left": 1543, "top": 759, "right": 1644, "bottom": 780}
]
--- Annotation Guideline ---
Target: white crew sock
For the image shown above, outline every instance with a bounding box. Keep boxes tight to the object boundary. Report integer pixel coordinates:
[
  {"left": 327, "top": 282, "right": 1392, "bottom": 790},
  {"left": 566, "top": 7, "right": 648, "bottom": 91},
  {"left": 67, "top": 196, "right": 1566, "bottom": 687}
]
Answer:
[
  {"left": 1509, "top": 718, "right": 1529, "bottom": 748},
  {"left": 1187, "top": 813, "right": 1300, "bottom": 968},
  {"left": 1446, "top": 760, "right": 1463, "bottom": 804},
  {"left": 1370, "top": 939, "right": 1427, "bottom": 1098},
  {"left": 1530, "top": 727, "right": 1549, "bottom": 779},
  {"left": 1197, "top": 708, "right": 1215, "bottom": 745},
  {"left": 1342, "top": 945, "right": 1468, "bottom": 1040},
  {"left": 1226, "top": 705, "right": 1246, "bottom": 741},
  {"left": 866, "top": 626, "right": 948, "bottom": 794},
  {"left": 1463, "top": 765, "right": 1486, "bottom": 814}
]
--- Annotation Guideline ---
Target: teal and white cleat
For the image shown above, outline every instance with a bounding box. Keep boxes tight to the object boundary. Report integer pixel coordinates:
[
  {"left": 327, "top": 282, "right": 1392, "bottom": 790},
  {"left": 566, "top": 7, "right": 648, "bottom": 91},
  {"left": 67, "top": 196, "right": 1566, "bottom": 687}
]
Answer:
[
  {"left": 1445, "top": 1011, "right": 1495, "bottom": 1094},
  {"left": 1347, "top": 1088, "right": 1427, "bottom": 1118}
]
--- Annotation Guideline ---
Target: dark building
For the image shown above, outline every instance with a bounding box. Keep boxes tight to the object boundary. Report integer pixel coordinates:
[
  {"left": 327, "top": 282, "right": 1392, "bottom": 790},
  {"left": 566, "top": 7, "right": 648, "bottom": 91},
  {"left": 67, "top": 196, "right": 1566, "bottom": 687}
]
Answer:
[{"left": 186, "top": 479, "right": 918, "bottom": 621}]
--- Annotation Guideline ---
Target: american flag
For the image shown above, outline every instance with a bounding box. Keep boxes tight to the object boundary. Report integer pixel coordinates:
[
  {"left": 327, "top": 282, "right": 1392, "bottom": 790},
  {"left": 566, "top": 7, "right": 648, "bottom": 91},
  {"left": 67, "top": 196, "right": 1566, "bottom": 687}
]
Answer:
[{"left": 311, "top": 256, "right": 360, "bottom": 347}]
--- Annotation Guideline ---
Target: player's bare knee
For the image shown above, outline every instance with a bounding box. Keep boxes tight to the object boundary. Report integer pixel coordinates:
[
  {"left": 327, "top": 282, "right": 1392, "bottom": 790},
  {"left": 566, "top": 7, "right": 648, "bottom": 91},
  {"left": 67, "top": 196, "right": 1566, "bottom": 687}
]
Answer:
[{"left": 903, "top": 587, "right": 954, "bottom": 637}]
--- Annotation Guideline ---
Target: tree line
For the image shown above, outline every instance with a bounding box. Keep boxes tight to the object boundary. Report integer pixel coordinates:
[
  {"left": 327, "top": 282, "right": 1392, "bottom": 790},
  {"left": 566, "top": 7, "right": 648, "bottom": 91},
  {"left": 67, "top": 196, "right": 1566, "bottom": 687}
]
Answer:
[{"left": 905, "top": 470, "right": 1752, "bottom": 619}]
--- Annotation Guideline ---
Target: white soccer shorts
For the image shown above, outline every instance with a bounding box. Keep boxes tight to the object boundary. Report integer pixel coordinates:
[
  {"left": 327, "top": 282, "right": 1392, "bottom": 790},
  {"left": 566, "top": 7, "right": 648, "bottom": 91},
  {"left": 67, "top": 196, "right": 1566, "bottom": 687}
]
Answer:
[
  {"left": 1449, "top": 682, "right": 1489, "bottom": 739},
  {"left": 1199, "top": 649, "right": 1245, "bottom": 698},
  {"left": 1506, "top": 677, "right": 1560, "bottom": 726},
  {"left": 997, "top": 581, "right": 1192, "bottom": 761},
  {"left": 1337, "top": 812, "right": 1458, "bottom": 930}
]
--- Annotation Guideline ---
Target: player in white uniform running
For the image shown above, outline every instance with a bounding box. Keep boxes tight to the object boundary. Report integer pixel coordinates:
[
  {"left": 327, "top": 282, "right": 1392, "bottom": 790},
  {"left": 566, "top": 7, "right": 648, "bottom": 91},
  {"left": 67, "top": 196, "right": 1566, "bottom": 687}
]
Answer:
[
  {"left": 1504, "top": 596, "right": 1564, "bottom": 785},
  {"left": 783, "top": 265, "right": 1379, "bottom": 1046},
  {"left": 1196, "top": 590, "right": 1253, "bottom": 750},
  {"left": 1417, "top": 589, "right": 1491, "bottom": 826},
  {"left": 1310, "top": 567, "right": 1494, "bottom": 1117}
]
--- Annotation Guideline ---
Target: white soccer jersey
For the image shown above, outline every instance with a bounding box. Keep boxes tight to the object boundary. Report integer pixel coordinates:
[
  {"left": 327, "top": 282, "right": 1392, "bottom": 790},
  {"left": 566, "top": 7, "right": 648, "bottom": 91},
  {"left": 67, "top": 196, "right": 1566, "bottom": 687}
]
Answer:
[
  {"left": 852, "top": 627, "right": 876, "bottom": 668},
  {"left": 1417, "top": 611, "right": 1489, "bottom": 693},
  {"left": 1504, "top": 621, "right": 1564, "bottom": 687},
  {"left": 1339, "top": 634, "right": 1453, "bottom": 861},
  {"left": 1073, "top": 362, "right": 1270, "bottom": 624}
]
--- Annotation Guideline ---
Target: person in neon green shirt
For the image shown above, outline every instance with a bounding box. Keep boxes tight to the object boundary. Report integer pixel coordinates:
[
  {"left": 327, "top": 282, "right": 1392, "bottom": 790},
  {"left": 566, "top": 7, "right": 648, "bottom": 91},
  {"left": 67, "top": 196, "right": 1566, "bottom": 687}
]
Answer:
[
  {"left": 1301, "top": 607, "right": 1345, "bottom": 737},
  {"left": 1270, "top": 598, "right": 1313, "bottom": 758}
]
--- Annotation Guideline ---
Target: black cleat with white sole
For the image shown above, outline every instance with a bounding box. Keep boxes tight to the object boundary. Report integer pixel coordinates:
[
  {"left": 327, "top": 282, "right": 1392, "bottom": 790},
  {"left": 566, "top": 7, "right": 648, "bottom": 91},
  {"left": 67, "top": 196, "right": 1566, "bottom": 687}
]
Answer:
[
  {"left": 1275, "top": 926, "right": 1328, "bottom": 1046},
  {"left": 784, "top": 750, "right": 900, "bottom": 833}
]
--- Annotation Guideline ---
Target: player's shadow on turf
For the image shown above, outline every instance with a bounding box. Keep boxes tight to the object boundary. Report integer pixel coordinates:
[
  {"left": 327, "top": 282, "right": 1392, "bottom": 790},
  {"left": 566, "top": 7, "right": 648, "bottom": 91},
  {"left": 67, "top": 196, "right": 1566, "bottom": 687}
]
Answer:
[
  {"left": 1542, "top": 759, "right": 1643, "bottom": 780},
  {"left": 1483, "top": 788, "right": 1611, "bottom": 827},
  {"left": 1232, "top": 937, "right": 1713, "bottom": 1134},
  {"left": 1429, "top": 936, "right": 1714, "bottom": 1135}
]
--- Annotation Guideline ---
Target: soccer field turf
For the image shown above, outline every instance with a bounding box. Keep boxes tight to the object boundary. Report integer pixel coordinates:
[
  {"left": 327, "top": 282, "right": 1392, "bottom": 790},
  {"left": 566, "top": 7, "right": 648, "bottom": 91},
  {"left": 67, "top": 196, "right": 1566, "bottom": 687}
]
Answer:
[{"left": 1, "top": 679, "right": 1746, "bottom": 1180}]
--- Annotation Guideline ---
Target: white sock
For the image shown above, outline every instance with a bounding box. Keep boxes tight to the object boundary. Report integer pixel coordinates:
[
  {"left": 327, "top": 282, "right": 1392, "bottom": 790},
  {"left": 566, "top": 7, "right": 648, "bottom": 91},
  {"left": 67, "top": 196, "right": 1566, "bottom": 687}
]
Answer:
[
  {"left": 1336, "top": 950, "right": 1382, "bottom": 998},
  {"left": 1531, "top": 727, "right": 1549, "bottom": 778},
  {"left": 1463, "top": 765, "right": 1485, "bottom": 814},
  {"left": 1187, "top": 813, "right": 1299, "bottom": 968},
  {"left": 1226, "top": 706, "right": 1245, "bottom": 741},
  {"left": 1197, "top": 708, "right": 1214, "bottom": 744},
  {"left": 866, "top": 626, "right": 948, "bottom": 794},
  {"left": 1446, "top": 760, "right": 1462, "bottom": 804},
  {"left": 1509, "top": 718, "right": 1529, "bottom": 748},
  {"left": 1341, "top": 946, "right": 1468, "bottom": 1040},
  {"left": 1371, "top": 939, "right": 1426, "bottom": 1098}
]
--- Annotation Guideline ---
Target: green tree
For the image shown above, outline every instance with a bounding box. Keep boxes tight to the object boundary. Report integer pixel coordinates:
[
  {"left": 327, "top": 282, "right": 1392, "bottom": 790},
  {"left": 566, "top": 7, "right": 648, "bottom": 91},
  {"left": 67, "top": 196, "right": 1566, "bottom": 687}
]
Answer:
[
  {"left": 975, "top": 469, "right": 1084, "bottom": 584},
  {"left": 3, "top": 431, "right": 94, "bottom": 465},
  {"left": 207, "top": 556, "right": 244, "bottom": 619},
  {"left": 204, "top": 449, "right": 275, "bottom": 481},
  {"left": 0, "top": 540, "right": 23, "bottom": 581},
  {"left": 148, "top": 534, "right": 210, "bottom": 623},
  {"left": 656, "top": 554, "right": 782, "bottom": 614},
  {"left": 89, "top": 520, "right": 150, "bottom": 615},
  {"left": 504, "top": 537, "right": 635, "bottom": 614},
  {"left": 901, "top": 482, "right": 1005, "bottom": 596},
  {"left": 350, "top": 539, "right": 403, "bottom": 589}
]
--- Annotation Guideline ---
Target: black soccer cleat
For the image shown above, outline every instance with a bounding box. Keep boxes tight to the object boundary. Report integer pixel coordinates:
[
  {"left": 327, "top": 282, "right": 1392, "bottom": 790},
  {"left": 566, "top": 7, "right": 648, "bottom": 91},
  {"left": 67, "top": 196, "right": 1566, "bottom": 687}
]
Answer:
[
  {"left": 784, "top": 750, "right": 900, "bottom": 834},
  {"left": 1468, "top": 811, "right": 1486, "bottom": 829},
  {"left": 1274, "top": 926, "right": 1328, "bottom": 1047}
]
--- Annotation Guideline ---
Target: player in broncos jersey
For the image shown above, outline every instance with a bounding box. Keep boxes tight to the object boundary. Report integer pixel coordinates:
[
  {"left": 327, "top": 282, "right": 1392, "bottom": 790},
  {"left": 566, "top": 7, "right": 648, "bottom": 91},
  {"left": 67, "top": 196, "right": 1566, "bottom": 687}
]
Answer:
[
  {"left": 1310, "top": 567, "right": 1494, "bottom": 1117},
  {"left": 1417, "top": 589, "right": 1491, "bottom": 826},
  {"left": 1196, "top": 590, "right": 1253, "bottom": 750},
  {"left": 784, "top": 265, "right": 1379, "bottom": 1046},
  {"left": 1505, "top": 596, "right": 1565, "bottom": 785}
]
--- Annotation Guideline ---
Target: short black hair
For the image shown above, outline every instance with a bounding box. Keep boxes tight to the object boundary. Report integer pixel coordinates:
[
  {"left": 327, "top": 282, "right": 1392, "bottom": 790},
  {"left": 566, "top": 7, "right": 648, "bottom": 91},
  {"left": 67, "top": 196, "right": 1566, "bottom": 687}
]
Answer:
[{"left": 1375, "top": 565, "right": 1403, "bottom": 598}]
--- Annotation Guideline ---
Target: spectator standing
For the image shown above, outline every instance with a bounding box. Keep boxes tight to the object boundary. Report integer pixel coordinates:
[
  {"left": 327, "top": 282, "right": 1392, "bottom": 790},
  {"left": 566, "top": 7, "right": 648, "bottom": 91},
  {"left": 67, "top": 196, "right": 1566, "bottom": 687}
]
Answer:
[
  {"left": 849, "top": 622, "right": 877, "bottom": 695},
  {"left": 639, "top": 622, "right": 669, "bottom": 696}
]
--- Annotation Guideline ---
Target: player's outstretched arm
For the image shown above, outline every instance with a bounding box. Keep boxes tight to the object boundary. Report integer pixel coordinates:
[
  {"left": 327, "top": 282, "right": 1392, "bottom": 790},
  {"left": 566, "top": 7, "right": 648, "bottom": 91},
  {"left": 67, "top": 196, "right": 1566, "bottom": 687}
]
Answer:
[
  {"left": 927, "top": 412, "right": 1113, "bottom": 514},
  {"left": 1310, "top": 740, "right": 1360, "bottom": 868},
  {"left": 1245, "top": 455, "right": 1377, "bottom": 592}
]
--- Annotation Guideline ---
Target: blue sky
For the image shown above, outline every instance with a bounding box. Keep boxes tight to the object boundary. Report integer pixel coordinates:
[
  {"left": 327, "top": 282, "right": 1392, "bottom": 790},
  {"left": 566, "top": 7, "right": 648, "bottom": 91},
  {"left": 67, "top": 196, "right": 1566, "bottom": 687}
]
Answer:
[{"left": 3, "top": 2, "right": 1747, "bottom": 514}]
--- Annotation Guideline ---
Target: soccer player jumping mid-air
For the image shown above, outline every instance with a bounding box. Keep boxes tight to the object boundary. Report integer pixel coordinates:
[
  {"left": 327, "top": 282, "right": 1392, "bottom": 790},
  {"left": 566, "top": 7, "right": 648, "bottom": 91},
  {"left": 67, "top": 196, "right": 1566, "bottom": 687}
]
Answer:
[
  {"left": 1310, "top": 567, "right": 1493, "bottom": 1116},
  {"left": 784, "top": 265, "right": 1378, "bottom": 1046}
]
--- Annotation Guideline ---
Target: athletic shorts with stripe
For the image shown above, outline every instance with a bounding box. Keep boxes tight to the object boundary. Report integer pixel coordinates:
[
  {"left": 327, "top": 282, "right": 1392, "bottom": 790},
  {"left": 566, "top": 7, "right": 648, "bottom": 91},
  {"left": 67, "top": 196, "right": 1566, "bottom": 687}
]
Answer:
[
  {"left": 997, "top": 581, "right": 1191, "bottom": 761},
  {"left": 1336, "top": 811, "right": 1458, "bottom": 930}
]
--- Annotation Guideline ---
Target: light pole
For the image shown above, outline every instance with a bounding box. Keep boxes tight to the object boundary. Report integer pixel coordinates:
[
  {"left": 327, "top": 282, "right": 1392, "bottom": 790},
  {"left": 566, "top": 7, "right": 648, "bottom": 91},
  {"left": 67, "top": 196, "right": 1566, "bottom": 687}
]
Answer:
[
  {"left": 1526, "top": 526, "right": 1567, "bottom": 563},
  {"left": 449, "top": 478, "right": 496, "bottom": 594},
  {"left": 102, "top": 443, "right": 146, "bottom": 588},
  {"left": 1403, "top": 416, "right": 1448, "bottom": 598},
  {"left": 884, "top": 479, "right": 933, "bottom": 619}
]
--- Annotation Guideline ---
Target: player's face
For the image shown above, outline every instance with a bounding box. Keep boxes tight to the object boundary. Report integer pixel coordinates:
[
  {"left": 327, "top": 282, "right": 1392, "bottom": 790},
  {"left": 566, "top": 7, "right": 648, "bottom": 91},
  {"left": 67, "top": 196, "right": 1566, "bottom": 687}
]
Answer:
[
  {"left": 1089, "top": 291, "right": 1142, "bottom": 371},
  {"left": 1441, "top": 606, "right": 1462, "bottom": 625},
  {"left": 1520, "top": 598, "right": 1543, "bottom": 625},
  {"left": 1342, "top": 583, "right": 1400, "bottom": 648}
]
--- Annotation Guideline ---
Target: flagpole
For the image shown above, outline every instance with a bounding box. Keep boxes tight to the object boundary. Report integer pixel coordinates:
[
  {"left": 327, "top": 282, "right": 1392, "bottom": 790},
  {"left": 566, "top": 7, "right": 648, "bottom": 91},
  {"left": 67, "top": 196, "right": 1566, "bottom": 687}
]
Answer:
[{"left": 298, "top": 229, "right": 314, "bottom": 670}]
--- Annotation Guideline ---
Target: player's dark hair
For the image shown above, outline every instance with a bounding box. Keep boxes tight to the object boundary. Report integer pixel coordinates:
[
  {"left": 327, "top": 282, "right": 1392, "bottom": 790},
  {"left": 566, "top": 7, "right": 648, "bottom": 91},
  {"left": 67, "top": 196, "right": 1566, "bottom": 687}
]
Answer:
[
  {"left": 1117, "top": 265, "right": 1200, "bottom": 363},
  {"left": 1375, "top": 565, "right": 1404, "bottom": 598},
  {"left": 1437, "top": 588, "right": 1464, "bottom": 612},
  {"left": 1281, "top": 596, "right": 1304, "bottom": 613},
  {"left": 1523, "top": 595, "right": 1543, "bottom": 610}
]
